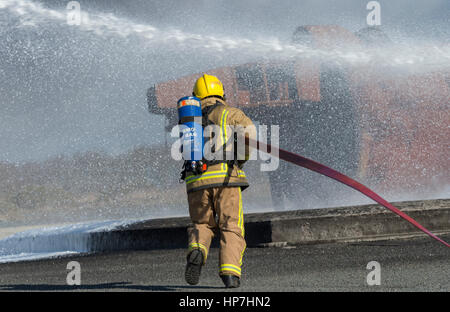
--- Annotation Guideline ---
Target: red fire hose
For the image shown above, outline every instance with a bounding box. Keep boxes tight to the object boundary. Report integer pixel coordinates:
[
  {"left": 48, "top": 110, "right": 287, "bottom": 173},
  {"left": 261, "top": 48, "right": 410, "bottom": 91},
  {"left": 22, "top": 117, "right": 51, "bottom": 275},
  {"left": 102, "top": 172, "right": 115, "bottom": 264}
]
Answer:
[{"left": 248, "top": 138, "right": 449, "bottom": 248}]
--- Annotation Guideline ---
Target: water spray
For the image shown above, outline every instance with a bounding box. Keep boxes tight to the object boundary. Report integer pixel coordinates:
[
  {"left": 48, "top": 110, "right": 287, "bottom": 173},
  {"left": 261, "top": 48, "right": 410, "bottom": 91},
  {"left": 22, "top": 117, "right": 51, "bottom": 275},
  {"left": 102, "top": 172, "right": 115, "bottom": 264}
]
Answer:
[
  {"left": 1, "top": 0, "right": 448, "bottom": 235},
  {"left": 1, "top": 0, "right": 449, "bottom": 69}
]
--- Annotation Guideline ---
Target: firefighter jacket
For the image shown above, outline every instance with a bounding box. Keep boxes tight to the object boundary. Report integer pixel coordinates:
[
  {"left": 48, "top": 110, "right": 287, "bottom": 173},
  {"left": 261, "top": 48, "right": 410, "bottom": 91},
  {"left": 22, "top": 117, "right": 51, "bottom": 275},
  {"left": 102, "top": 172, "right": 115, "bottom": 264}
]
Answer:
[{"left": 184, "top": 97, "right": 256, "bottom": 193}]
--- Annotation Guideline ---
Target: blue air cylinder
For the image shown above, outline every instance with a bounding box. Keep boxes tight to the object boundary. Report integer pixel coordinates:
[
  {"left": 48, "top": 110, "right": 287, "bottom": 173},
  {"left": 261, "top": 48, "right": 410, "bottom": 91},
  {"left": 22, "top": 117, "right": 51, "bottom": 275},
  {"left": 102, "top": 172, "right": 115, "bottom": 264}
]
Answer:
[{"left": 177, "top": 96, "right": 203, "bottom": 162}]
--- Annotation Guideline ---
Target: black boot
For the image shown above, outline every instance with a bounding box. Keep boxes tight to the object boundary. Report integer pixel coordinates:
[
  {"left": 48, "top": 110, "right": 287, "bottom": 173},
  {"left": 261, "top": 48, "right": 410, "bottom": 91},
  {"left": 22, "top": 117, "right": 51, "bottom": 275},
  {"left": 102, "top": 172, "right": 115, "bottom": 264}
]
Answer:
[
  {"left": 220, "top": 274, "right": 240, "bottom": 288},
  {"left": 185, "top": 249, "right": 204, "bottom": 285}
]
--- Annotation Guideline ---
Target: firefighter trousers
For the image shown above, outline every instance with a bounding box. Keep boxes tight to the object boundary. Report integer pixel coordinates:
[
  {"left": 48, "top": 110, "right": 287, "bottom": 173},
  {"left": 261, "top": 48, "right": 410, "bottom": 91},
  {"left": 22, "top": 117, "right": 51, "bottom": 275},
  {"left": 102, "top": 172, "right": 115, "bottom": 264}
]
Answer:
[{"left": 187, "top": 186, "right": 246, "bottom": 278}]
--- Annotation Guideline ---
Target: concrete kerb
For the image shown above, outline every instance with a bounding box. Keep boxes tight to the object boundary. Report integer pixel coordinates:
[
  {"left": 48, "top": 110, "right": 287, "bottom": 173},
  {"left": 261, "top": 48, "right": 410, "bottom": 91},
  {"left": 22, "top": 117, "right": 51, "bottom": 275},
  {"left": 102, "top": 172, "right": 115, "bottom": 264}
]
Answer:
[
  {"left": 0, "top": 199, "right": 448, "bottom": 258},
  {"left": 91, "top": 199, "right": 450, "bottom": 251}
]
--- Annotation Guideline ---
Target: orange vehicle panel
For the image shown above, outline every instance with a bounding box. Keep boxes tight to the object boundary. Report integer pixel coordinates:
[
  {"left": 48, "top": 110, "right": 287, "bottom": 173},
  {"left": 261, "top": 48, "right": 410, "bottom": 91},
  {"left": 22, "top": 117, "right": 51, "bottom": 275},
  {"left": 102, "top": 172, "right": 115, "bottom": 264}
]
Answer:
[{"left": 148, "top": 25, "right": 449, "bottom": 193}]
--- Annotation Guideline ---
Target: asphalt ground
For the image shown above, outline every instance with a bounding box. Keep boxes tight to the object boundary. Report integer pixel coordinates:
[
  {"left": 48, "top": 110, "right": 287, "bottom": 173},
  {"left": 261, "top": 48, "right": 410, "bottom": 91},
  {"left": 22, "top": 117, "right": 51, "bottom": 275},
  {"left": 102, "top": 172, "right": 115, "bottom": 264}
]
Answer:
[{"left": 0, "top": 234, "right": 448, "bottom": 292}]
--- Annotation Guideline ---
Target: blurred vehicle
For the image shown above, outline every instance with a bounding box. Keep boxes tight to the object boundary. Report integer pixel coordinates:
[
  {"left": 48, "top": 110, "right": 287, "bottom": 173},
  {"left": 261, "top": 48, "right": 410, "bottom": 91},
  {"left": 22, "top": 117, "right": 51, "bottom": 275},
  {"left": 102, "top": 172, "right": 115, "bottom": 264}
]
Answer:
[{"left": 147, "top": 25, "right": 450, "bottom": 209}]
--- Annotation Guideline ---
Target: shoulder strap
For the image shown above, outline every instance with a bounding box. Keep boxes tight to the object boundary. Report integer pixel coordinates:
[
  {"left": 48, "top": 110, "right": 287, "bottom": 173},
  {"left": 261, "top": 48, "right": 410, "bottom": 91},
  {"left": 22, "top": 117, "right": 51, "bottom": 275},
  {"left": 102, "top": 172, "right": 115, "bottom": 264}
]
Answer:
[
  {"left": 202, "top": 101, "right": 233, "bottom": 166},
  {"left": 202, "top": 100, "right": 224, "bottom": 127},
  {"left": 201, "top": 101, "right": 237, "bottom": 169}
]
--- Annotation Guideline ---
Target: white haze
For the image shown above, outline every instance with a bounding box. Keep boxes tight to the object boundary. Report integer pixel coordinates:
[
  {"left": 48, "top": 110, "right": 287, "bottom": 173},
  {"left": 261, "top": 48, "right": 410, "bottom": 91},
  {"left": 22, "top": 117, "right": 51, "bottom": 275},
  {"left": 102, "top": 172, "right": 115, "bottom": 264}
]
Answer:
[
  {"left": 0, "top": 0, "right": 448, "bottom": 223},
  {"left": 0, "top": 0, "right": 449, "bottom": 162}
]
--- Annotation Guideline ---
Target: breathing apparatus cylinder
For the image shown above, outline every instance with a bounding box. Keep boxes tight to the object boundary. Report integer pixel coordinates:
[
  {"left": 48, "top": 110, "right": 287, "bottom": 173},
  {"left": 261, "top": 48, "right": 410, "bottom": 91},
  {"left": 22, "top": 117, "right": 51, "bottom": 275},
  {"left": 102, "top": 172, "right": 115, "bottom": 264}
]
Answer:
[{"left": 177, "top": 96, "right": 206, "bottom": 176}]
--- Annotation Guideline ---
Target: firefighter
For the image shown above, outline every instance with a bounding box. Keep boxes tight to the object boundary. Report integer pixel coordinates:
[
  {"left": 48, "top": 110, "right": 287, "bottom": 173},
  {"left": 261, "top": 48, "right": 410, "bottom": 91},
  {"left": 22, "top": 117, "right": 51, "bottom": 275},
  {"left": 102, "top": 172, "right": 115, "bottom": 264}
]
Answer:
[{"left": 183, "top": 74, "right": 256, "bottom": 288}]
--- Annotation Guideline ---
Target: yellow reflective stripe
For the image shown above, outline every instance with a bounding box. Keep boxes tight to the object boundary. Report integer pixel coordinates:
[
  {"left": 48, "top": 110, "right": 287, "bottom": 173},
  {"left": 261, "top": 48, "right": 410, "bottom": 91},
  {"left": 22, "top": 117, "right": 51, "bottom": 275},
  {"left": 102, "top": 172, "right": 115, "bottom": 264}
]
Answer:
[
  {"left": 238, "top": 187, "right": 245, "bottom": 266},
  {"left": 220, "top": 263, "right": 241, "bottom": 270},
  {"left": 238, "top": 171, "right": 246, "bottom": 178},
  {"left": 189, "top": 242, "right": 208, "bottom": 254},
  {"left": 220, "top": 264, "right": 241, "bottom": 275},
  {"left": 238, "top": 187, "right": 244, "bottom": 237},
  {"left": 239, "top": 245, "right": 246, "bottom": 266},
  {"left": 185, "top": 169, "right": 227, "bottom": 183},
  {"left": 185, "top": 163, "right": 230, "bottom": 184},
  {"left": 185, "top": 173, "right": 229, "bottom": 184},
  {"left": 186, "top": 169, "right": 246, "bottom": 184},
  {"left": 186, "top": 168, "right": 245, "bottom": 183},
  {"left": 220, "top": 267, "right": 241, "bottom": 276},
  {"left": 218, "top": 109, "right": 225, "bottom": 148},
  {"left": 188, "top": 243, "right": 208, "bottom": 261},
  {"left": 185, "top": 163, "right": 248, "bottom": 184},
  {"left": 220, "top": 108, "right": 229, "bottom": 147}
]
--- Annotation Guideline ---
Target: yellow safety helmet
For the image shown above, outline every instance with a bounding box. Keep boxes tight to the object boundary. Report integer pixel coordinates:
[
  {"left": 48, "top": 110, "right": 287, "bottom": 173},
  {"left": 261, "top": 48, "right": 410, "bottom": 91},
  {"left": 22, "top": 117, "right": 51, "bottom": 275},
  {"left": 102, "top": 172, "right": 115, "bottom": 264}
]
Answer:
[{"left": 193, "top": 74, "right": 224, "bottom": 100}]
